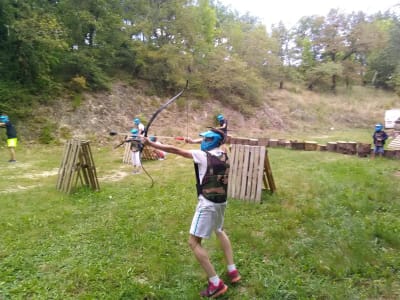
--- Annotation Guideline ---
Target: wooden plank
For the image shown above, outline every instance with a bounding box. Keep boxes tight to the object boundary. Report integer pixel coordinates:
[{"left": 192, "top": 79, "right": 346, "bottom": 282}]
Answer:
[
  {"left": 240, "top": 145, "right": 250, "bottom": 200},
  {"left": 227, "top": 144, "right": 238, "bottom": 198},
  {"left": 231, "top": 144, "right": 241, "bottom": 199},
  {"left": 61, "top": 140, "right": 74, "bottom": 193},
  {"left": 85, "top": 142, "right": 100, "bottom": 190},
  {"left": 235, "top": 145, "right": 245, "bottom": 199},
  {"left": 123, "top": 142, "right": 131, "bottom": 164},
  {"left": 68, "top": 140, "right": 81, "bottom": 193},
  {"left": 263, "top": 150, "right": 276, "bottom": 193},
  {"left": 255, "top": 146, "right": 266, "bottom": 202},
  {"left": 56, "top": 140, "right": 71, "bottom": 190},
  {"left": 63, "top": 140, "right": 77, "bottom": 193},
  {"left": 245, "top": 146, "right": 254, "bottom": 201},
  {"left": 248, "top": 146, "right": 259, "bottom": 202}
]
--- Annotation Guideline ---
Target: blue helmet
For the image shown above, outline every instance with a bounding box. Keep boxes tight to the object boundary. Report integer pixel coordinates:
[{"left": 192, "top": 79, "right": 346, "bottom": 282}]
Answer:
[
  {"left": 133, "top": 118, "right": 140, "bottom": 125},
  {"left": 0, "top": 115, "right": 9, "bottom": 123},
  {"left": 199, "top": 130, "right": 223, "bottom": 151},
  {"left": 375, "top": 123, "right": 383, "bottom": 132},
  {"left": 130, "top": 128, "right": 139, "bottom": 136},
  {"left": 217, "top": 114, "right": 224, "bottom": 121}
]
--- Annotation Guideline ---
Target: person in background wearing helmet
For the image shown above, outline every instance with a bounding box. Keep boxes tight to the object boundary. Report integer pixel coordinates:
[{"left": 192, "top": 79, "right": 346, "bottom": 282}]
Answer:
[
  {"left": 127, "top": 128, "right": 142, "bottom": 174},
  {"left": 133, "top": 118, "right": 145, "bottom": 136},
  {"left": 216, "top": 114, "right": 228, "bottom": 136},
  {"left": 0, "top": 114, "right": 17, "bottom": 162},
  {"left": 142, "top": 129, "right": 240, "bottom": 298},
  {"left": 372, "top": 123, "right": 388, "bottom": 159},
  {"left": 149, "top": 136, "right": 166, "bottom": 160}
]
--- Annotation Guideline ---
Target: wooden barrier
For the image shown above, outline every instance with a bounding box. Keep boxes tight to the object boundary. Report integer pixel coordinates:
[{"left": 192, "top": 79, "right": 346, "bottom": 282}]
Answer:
[
  {"left": 123, "top": 143, "right": 159, "bottom": 164},
  {"left": 357, "top": 143, "right": 371, "bottom": 157},
  {"left": 228, "top": 144, "right": 276, "bottom": 203},
  {"left": 388, "top": 135, "right": 400, "bottom": 150},
  {"left": 327, "top": 142, "right": 337, "bottom": 152},
  {"left": 305, "top": 141, "right": 318, "bottom": 151},
  {"left": 269, "top": 139, "right": 279, "bottom": 147},
  {"left": 57, "top": 139, "right": 99, "bottom": 194},
  {"left": 257, "top": 138, "right": 269, "bottom": 146},
  {"left": 291, "top": 141, "right": 305, "bottom": 150},
  {"left": 336, "top": 141, "right": 357, "bottom": 155}
]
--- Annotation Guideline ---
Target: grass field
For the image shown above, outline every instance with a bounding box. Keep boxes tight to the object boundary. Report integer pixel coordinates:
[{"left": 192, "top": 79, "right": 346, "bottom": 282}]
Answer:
[{"left": 1, "top": 141, "right": 400, "bottom": 299}]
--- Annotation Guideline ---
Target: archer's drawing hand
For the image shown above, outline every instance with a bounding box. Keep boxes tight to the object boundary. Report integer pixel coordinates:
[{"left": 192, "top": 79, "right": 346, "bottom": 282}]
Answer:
[{"left": 142, "top": 136, "right": 151, "bottom": 146}]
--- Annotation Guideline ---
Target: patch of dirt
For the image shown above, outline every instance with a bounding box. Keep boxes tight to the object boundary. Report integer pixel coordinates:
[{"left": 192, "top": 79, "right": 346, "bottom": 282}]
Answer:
[
  {"left": 99, "top": 170, "right": 130, "bottom": 182},
  {"left": 0, "top": 184, "right": 42, "bottom": 194}
]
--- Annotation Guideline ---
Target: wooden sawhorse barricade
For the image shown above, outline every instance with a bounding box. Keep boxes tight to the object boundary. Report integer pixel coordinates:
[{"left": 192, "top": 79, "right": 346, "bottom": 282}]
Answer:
[
  {"left": 228, "top": 144, "right": 276, "bottom": 203},
  {"left": 57, "top": 139, "right": 100, "bottom": 193}
]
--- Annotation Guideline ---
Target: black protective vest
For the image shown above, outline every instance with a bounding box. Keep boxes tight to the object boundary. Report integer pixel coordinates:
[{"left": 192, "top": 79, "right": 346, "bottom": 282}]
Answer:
[{"left": 194, "top": 151, "right": 229, "bottom": 203}]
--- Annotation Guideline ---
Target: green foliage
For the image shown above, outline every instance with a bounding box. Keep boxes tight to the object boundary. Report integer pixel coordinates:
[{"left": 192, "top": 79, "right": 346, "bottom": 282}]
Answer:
[
  {"left": 56, "top": 52, "right": 111, "bottom": 91},
  {"left": 201, "top": 48, "right": 262, "bottom": 107},
  {"left": 38, "top": 122, "right": 57, "bottom": 144},
  {"left": 0, "top": 0, "right": 400, "bottom": 116},
  {"left": 306, "top": 62, "right": 344, "bottom": 90},
  {"left": 71, "top": 93, "right": 83, "bottom": 111}
]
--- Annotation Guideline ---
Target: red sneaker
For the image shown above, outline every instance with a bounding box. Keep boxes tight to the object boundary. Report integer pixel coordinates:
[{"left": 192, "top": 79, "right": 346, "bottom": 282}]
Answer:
[
  {"left": 228, "top": 269, "right": 241, "bottom": 284},
  {"left": 200, "top": 280, "right": 228, "bottom": 298}
]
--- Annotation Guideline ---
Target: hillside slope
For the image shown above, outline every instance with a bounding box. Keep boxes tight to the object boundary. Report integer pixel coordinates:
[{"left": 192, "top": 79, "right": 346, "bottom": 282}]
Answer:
[{"left": 27, "top": 81, "right": 399, "bottom": 143}]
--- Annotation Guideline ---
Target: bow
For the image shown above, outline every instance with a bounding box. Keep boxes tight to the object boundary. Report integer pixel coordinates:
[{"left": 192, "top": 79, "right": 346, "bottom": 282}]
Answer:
[
  {"left": 142, "top": 80, "right": 189, "bottom": 187},
  {"left": 144, "top": 80, "right": 188, "bottom": 137}
]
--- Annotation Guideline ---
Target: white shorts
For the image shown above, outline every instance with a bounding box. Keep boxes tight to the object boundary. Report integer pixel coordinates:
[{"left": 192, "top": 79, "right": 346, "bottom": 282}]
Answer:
[
  {"left": 131, "top": 151, "right": 141, "bottom": 166},
  {"left": 190, "top": 197, "right": 226, "bottom": 239}
]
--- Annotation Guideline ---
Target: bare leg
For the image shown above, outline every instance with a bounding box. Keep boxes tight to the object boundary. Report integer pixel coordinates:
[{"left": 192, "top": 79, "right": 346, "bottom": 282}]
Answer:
[
  {"left": 9, "top": 147, "right": 16, "bottom": 160},
  {"left": 215, "top": 230, "right": 234, "bottom": 265},
  {"left": 188, "top": 235, "right": 217, "bottom": 278}
]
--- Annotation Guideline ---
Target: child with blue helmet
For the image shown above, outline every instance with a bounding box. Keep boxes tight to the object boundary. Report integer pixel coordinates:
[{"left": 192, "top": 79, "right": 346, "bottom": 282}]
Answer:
[
  {"left": 143, "top": 128, "right": 240, "bottom": 298},
  {"left": 372, "top": 123, "right": 388, "bottom": 158},
  {"left": 128, "top": 128, "right": 142, "bottom": 174},
  {"left": 133, "top": 117, "right": 145, "bottom": 136},
  {"left": 0, "top": 114, "right": 17, "bottom": 162},
  {"left": 216, "top": 114, "right": 228, "bottom": 135}
]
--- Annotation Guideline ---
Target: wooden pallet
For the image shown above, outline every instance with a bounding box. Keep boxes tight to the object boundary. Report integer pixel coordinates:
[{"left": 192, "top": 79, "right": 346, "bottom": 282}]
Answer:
[
  {"left": 228, "top": 144, "right": 276, "bottom": 203},
  {"left": 56, "top": 139, "right": 100, "bottom": 194}
]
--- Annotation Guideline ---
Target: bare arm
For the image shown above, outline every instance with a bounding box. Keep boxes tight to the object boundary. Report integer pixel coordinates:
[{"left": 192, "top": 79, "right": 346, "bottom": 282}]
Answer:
[
  {"left": 185, "top": 137, "right": 202, "bottom": 144},
  {"left": 143, "top": 138, "right": 193, "bottom": 159}
]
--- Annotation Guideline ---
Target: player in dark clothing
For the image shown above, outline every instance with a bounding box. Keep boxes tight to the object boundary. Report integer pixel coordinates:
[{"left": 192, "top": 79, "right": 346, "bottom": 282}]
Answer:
[
  {"left": 0, "top": 114, "right": 17, "bottom": 162},
  {"left": 372, "top": 123, "right": 388, "bottom": 158},
  {"left": 216, "top": 114, "right": 228, "bottom": 136}
]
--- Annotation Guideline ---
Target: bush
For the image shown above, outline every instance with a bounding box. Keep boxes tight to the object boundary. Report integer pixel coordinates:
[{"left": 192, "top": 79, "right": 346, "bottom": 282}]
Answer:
[{"left": 38, "top": 122, "right": 57, "bottom": 144}]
